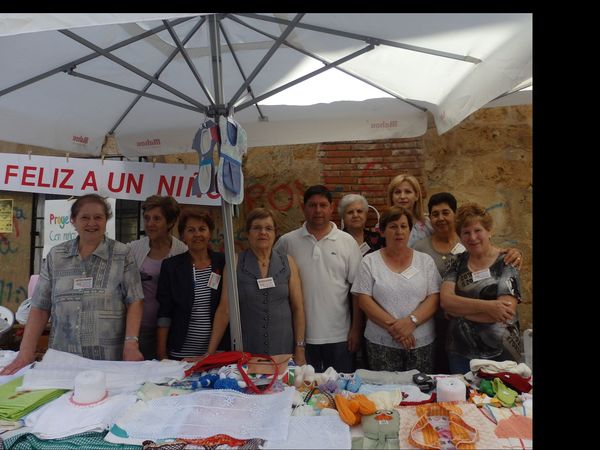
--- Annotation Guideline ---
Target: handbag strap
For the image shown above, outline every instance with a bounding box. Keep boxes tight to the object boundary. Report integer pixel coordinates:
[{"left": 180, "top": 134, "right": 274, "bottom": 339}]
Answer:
[
  {"left": 184, "top": 351, "right": 250, "bottom": 377},
  {"left": 237, "top": 353, "right": 279, "bottom": 394}
]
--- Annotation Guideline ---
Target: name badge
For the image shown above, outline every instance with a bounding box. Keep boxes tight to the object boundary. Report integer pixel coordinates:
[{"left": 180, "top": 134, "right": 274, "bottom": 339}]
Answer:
[
  {"left": 359, "top": 242, "right": 371, "bottom": 256},
  {"left": 207, "top": 272, "right": 222, "bottom": 290},
  {"left": 401, "top": 266, "right": 419, "bottom": 280},
  {"left": 472, "top": 268, "right": 492, "bottom": 282},
  {"left": 257, "top": 277, "right": 276, "bottom": 289},
  {"left": 73, "top": 277, "right": 93, "bottom": 290},
  {"left": 450, "top": 242, "right": 466, "bottom": 255}
]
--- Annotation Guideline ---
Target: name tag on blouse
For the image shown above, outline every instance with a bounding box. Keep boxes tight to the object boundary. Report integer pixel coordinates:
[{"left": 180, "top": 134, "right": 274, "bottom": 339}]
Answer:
[
  {"left": 257, "top": 277, "right": 275, "bottom": 289},
  {"left": 451, "top": 242, "right": 466, "bottom": 254},
  {"left": 359, "top": 242, "right": 371, "bottom": 256},
  {"left": 73, "top": 277, "right": 93, "bottom": 289},
  {"left": 472, "top": 268, "right": 492, "bottom": 282},
  {"left": 401, "top": 266, "right": 419, "bottom": 280},
  {"left": 207, "top": 272, "right": 221, "bottom": 290}
]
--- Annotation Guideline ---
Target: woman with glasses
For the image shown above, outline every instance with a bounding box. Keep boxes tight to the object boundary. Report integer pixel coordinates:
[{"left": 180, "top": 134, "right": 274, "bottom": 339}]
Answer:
[{"left": 236, "top": 208, "right": 306, "bottom": 364}]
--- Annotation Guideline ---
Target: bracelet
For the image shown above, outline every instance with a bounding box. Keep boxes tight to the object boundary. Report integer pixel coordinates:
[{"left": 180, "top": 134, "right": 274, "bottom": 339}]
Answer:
[
  {"left": 295, "top": 340, "right": 306, "bottom": 348},
  {"left": 124, "top": 336, "right": 139, "bottom": 343}
]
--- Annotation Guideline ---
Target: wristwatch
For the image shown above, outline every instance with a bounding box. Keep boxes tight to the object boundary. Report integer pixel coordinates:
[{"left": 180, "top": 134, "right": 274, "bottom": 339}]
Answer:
[
  {"left": 295, "top": 340, "right": 306, "bottom": 348},
  {"left": 409, "top": 314, "right": 418, "bottom": 325},
  {"left": 125, "top": 335, "right": 139, "bottom": 343}
]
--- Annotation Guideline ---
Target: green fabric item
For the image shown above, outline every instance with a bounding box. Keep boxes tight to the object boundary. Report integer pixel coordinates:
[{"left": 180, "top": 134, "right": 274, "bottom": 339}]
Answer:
[
  {"left": 352, "top": 410, "right": 400, "bottom": 449},
  {"left": 491, "top": 377, "right": 518, "bottom": 407},
  {"left": 1, "top": 430, "right": 141, "bottom": 449},
  {"left": 478, "top": 379, "right": 495, "bottom": 397},
  {"left": 0, "top": 377, "right": 67, "bottom": 421}
]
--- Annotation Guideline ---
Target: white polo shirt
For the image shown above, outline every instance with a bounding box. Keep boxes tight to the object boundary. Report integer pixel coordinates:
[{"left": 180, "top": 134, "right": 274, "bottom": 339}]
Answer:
[{"left": 275, "top": 222, "right": 362, "bottom": 344}]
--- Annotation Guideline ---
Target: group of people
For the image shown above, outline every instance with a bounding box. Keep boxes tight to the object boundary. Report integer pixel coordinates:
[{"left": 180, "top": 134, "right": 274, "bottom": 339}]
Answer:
[{"left": 0, "top": 174, "right": 524, "bottom": 377}]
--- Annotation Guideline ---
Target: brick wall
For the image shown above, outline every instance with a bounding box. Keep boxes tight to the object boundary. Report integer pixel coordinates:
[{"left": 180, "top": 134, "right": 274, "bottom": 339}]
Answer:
[{"left": 319, "top": 138, "right": 425, "bottom": 228}]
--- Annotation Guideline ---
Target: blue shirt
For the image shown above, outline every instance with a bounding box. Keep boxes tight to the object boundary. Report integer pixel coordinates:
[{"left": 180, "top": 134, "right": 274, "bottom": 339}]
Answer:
[{"left": 32, "top": 236, "right": 143, "bottom": 360}]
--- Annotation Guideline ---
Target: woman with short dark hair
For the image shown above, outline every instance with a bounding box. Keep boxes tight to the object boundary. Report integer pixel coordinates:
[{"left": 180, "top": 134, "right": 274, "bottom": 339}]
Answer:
[
  {"left": 156, "top": 208, "right": 230, "bottom": 360},
  {"left": 351, "top": 206, "right": 441, "bottom": 373},
  {"left": 128, "top": 195, "right": 187, "bottom": 359}
]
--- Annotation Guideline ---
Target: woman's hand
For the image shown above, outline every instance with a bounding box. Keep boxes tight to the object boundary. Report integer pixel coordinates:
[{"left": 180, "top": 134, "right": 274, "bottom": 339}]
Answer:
[
  {"left": 397, "top": 334, "right": 416, "bottom": 350},
  {"left": 123, "top": 341, "right": 144, "bottom": 361},
  {"left": 385, "top": 317, "right": 415, "bottom": 341},
  {"left": 293, "top": 347, "right": 306, "bottom": 366},
  {"left": 486, "top": 299, "right": 515, "bottom": 323},
  {"left": 500, "top": 247, "right": 523, "bottom": 269},
  {"left": 183, "top": 353, "right": 209, "bottom": 363},
  {"left": 0, "top": 351, "right": 35, "bottom": 375}
]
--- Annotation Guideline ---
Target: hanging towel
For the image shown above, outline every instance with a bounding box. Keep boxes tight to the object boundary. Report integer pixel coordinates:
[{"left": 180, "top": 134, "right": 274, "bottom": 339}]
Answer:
[
  {"left": 217, "top": 115, "right": 247, "bottom": 204},
  {"left": 191, "top": 118, "right": 220, "bottom": 195}
]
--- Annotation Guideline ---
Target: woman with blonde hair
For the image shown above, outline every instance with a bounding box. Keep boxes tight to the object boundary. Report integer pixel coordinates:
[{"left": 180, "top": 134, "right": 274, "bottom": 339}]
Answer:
[{"left": 387, "top": 174, "right": 432, "bottom": 247}]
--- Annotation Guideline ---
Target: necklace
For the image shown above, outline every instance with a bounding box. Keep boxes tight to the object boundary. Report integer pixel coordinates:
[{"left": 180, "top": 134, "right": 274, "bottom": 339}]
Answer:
[{"left": 257, "top": 258, "right": 270, "bottom": 267}]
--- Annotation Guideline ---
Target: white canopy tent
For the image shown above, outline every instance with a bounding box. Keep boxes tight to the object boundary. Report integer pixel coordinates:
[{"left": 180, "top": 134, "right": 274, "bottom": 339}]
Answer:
[{"left": 0, "top": 13, "right": 532, "bottom": 350}]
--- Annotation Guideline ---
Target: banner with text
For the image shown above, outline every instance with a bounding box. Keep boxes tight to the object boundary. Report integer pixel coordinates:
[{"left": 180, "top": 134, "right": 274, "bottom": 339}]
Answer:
[
  {"left": 43, "top": 198, "right": 116, "bottom": 259},
  {"left": 0, "top": 153, "right": 221, "bottom": 206}
]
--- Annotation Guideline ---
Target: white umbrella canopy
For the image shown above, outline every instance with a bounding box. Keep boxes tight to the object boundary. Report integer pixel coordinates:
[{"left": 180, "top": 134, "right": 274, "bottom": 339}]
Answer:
[
  {"left": 0, "top": 13, "right": 532, "bottom": 157},
  {"left": 0, "top": 13, "right": 532, "bottom": 351}
]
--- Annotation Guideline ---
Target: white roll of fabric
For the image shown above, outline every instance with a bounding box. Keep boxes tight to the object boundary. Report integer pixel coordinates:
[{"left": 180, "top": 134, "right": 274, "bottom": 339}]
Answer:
[
  {"left": 436, "top": 377, "right": 466, "bottom": 403},
  {"left": 73, "top": 370, "right": 107, "bottom": 404}
]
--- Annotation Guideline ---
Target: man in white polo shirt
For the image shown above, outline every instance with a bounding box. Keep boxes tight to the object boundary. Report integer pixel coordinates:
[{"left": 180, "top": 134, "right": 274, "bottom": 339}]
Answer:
[{"left": 275, "top": 185, "right": 363, "bottom": 373}]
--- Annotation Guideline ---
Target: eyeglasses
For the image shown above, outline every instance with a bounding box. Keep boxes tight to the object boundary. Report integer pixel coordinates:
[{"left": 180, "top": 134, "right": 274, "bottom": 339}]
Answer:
[{"left": 250, "top": 225, "right": 275, "bottom": 233}]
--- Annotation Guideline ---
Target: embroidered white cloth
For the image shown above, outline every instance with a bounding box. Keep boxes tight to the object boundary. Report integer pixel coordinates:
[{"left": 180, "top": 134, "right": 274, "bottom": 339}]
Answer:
[
  {"left": 264, "top": 415, "right": 350, "bottom": 449},
  {"left": 106, "top": 387, "right": 295, "bottom": 444},
  {"left": 24, "top": 391, "right": 137, "bottom": 439},
  {"left": 17, "top": 349, "right": 190, "bottom": 393}
]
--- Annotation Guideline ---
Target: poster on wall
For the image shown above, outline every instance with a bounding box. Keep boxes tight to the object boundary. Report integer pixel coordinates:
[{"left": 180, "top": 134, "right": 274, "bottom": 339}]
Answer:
[
  {"left": 42, "top": 198, "right": 116, "bottom": 259},
  {"left": 0, "top": 199, "right": 13, "bottom": 233}
]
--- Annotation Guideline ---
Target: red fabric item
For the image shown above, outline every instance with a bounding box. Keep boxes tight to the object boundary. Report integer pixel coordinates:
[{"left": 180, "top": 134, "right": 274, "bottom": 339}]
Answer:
[
  {"left": 237, "top": 353, "right": 279, "bottom": 394},
  {"left": 184, "top": 351, "right": 251, "bottom": 377},
  {"left": 477, "top": 370, "right": 532, "bottom": 393}
]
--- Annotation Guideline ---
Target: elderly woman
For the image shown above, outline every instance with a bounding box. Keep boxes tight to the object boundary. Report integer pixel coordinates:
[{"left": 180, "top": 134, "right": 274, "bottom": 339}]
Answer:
[
  {"left": 339, "top": 193, "right": 383, "bottom": 256},
  {"left": 351, "top": 206, "right": 441, "bottom": 373},
  {"left": 156, "top": 209, "right": 229, "bottom": 360},
  {"left": 237, "top": 208, "right": 306, "bottom": 364},
  {"left": 128, "top": 195, "right": 188, "bottom": 359},
  {"left": 440, "top": 203, "right": 522, "bottom": 374},
  {"left": 1, "top": 194, "right": 144, "bottom": 375},
  {"left": 387, "top": 174, "right": 432, "bottom": 248}
]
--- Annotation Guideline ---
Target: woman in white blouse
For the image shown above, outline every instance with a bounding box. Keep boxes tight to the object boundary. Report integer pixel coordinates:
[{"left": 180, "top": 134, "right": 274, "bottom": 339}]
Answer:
[{"left": 351, "top": 206, "right": 441, "bottom": 373}]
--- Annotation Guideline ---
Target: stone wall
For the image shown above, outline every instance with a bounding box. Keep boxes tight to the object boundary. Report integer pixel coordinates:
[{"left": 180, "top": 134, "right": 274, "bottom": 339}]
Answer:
[
  {"left": 0, "top": 104, "right": 532, "bottom": 327},
  {"left": 423, "top": 105, "right": 532, "bottom": 328}
]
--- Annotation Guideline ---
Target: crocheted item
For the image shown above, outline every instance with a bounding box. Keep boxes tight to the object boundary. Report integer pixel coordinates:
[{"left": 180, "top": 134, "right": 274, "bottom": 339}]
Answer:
[
  {"left": 191, "top": 118, "right": 220, "bottom": 195},
  {"left": 110, "top": 387, "right": 295, "bottom": 443},
  {"left": 491, "top": 378, "right": 518, "bottom": 407},
  {"left": 477, "top": 370, "right": 532, "bottom": 394},
  {"left": 408, "top": 403, "right": 479, "bottom": 449},
  {"left": 495, "top": 415, "right": 532, "bottom": 440}
]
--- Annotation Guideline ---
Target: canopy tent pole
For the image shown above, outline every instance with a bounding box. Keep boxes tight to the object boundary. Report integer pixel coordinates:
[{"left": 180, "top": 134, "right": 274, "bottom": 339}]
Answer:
[{"left": 209, "top": 14, "right": 244, "bottom": 351}]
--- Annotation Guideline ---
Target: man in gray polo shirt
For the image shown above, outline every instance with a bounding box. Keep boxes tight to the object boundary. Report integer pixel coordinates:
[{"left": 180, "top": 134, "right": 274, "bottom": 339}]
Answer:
[{"left": 275, "top": 185, "right": 362, "bottom": 373}]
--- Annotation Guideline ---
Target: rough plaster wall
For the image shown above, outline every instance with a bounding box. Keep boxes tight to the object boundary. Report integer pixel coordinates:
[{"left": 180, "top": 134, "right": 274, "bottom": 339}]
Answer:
[
  {"left": 0, "top": 191, "right": 32, "bottom": 313},
  {"left": 423, "top": 105, "right": 532, "bottom": 329}
]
